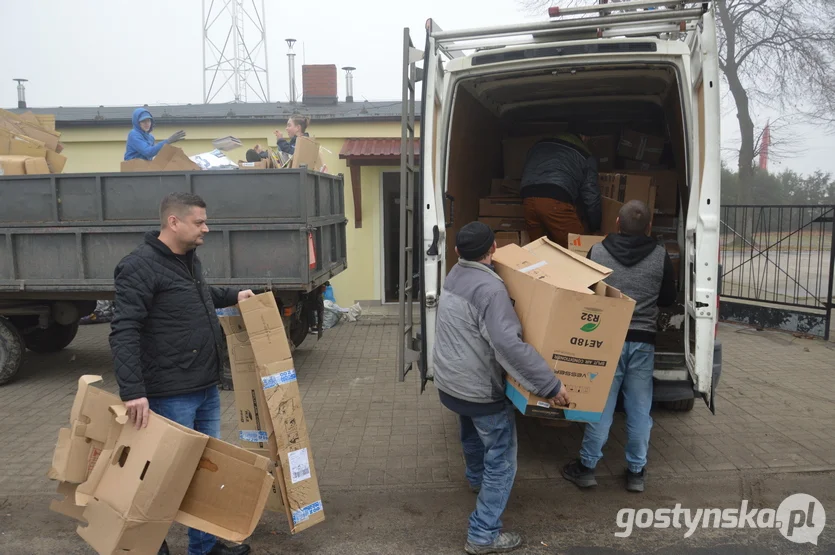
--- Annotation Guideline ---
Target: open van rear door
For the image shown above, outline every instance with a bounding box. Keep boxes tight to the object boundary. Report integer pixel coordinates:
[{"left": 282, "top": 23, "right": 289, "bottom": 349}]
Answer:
[
  {"left": 685, "top": 6, "right": 721, "bottom": 412},
  {"left": 398, "top": 21, "right": 453, "bottom": 391}
]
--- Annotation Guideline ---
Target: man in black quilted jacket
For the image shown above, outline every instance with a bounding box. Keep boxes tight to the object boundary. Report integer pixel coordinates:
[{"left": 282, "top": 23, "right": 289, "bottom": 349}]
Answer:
[{"left": 109, "top": 192, "right": 254, "bottom": 555}]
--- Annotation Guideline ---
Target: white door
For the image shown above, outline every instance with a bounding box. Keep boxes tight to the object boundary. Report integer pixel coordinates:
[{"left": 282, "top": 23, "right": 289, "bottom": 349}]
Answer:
[{"left": 685, "top": 6, "right": 721, "bottom": 412}]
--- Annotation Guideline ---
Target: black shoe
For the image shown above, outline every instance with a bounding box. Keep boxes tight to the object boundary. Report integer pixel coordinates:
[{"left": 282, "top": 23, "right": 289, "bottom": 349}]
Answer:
[
  {"left": 208, "top": 541, "right": 251, "bottom": 555},
  {"left": 465, "top": 532, "right": 523, "bottom": 554},
  {"left": 562, "top": 459, "right": 598, "bottom": 488},
  {"left": 626, "top": 468, "right": 645, "bottom": 492},
  {"left": 158, "top": 540, "right": 170, "bottom": 555}
]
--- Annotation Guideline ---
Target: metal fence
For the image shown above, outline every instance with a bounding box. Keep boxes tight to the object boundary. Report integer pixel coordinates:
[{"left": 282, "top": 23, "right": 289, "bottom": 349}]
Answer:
[{"left": 719, "top": 205, "right": 835, "bottom": 338}]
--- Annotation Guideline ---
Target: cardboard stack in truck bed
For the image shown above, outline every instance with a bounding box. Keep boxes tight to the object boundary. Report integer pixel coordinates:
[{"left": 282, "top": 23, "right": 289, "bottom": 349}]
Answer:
[
  {"left": 617, "top": 129, "right": 665, "bottom": 166},
  {"left": 0, "top": 109, "right": 66, "bottom": 174},
  {"left": 48, "top": 376, "right": 273, "bottom": 554},
  {"left": 120, "top": 144, "right": 203, "bottom": 173},
  {"left": 492, "top": 238, "right": 635, "bottom": 423},
  {"left": 217, "top": 293, "right": 325, "bottom": 534}
]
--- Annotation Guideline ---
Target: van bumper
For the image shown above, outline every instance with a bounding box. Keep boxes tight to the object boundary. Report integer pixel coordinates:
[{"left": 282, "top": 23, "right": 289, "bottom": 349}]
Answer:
[{"left": 652, "top": 340, "right": 722, "bottom": 402}]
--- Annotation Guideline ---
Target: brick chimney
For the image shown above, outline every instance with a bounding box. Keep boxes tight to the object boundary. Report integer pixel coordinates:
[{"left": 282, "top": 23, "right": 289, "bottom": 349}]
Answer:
[{"left": 302, "top": 65, "right": 338, "bottom": 105}]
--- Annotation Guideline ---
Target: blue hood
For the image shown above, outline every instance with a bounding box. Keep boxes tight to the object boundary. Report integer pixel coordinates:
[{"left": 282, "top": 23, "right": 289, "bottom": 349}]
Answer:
[{"left": 132, "top": 108, "right": 154, "bottom": 133}]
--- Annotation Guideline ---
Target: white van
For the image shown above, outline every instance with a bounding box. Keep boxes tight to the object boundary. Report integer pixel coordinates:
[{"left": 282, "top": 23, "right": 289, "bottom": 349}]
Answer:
[{"left": 397, "top": 0, "right": 722, "bottom": 413}]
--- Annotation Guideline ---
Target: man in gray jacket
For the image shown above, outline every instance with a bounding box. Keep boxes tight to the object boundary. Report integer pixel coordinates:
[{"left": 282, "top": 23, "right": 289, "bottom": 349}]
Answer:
[
  {"left": 433, "top": 221, "right": 569, "bottom": 554},
  {"left": 562, "top": 200, "right": 676, "bottom": 493}
]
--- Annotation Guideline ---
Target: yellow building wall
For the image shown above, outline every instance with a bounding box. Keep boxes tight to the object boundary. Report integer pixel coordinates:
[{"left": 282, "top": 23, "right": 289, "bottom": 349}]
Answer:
[{"left": 55, "top": 119, "right": 417, "bottom": 307}]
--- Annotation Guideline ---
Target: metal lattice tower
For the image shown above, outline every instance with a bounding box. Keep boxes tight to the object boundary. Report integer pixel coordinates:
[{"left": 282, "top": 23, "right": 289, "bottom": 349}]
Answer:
[{"left": 202, "top": 0, "right": 270, "bottom": 104}]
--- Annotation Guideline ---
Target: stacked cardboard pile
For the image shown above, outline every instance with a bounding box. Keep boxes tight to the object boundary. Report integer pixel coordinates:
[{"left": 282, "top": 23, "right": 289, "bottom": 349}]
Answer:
[
  {"left": 49, "top": 376, "right": 274, "bottom": 554},
  {"left": 217, "top": 293, "right": 325, "bottom": 535},
  {"left": 0, "top": 109, "right": 66, "bottom": 175}
]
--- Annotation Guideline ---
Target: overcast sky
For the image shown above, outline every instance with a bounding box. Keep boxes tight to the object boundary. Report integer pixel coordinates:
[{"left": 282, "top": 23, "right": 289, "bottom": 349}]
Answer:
[{"left": 1, "top": 0, "right": 833, "bottom": 177}]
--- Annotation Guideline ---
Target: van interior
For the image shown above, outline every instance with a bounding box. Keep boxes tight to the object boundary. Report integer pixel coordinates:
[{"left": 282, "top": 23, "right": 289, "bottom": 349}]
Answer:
[{"left": 442, "top": 62, "right": 691, "bottom": 356}]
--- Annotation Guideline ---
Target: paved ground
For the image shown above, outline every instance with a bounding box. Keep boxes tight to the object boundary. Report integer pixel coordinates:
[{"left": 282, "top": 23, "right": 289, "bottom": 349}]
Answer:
[{"left": 1, "top": 321, "right": 834, "bottom": 553}]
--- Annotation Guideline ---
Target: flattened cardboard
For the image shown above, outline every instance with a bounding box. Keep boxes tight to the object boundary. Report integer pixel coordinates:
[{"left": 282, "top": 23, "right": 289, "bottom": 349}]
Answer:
[
  {"left": 492, "top": 239, "right": 635, "bottom": 422},
  {"left": 0, "top": 128, "right": 47, "bottom": 158},
  {"left": 567, "top": 233, "right": 605, "bottom": 258},
  {"left": 218, "top": 309, "right": 285, "bottom": 513},
  {"left": 479, "top": 197, "right": 525, "bottom": 218},
  {"left": 290, "top": 136, "right": 324, "bottom": 171},
  {"left": 238, "top": 293, "right": 325, "bottom": 534},
  {"left": 24, "top": 156, "right": 50, "bottom": 175},
  {"left": 46, "top": 149, "right": 68, "bottom": 173},
  {"left": 120, "top": 144, "right": 201, "bottom": 173},
  {"left": 478, "top": 216, "right": 527, "bottom": 232}
]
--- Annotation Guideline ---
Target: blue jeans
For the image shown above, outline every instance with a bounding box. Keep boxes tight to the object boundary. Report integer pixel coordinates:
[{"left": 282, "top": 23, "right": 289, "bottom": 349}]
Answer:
[
  {"left": 580, "top": 341, "right": 654, "bottom": 474},
  {"left": 149, "top": 386, "right": 221, "bottom": 555},
  {"left": 459, "top": 402, "right": 518, "bottom": 546}
]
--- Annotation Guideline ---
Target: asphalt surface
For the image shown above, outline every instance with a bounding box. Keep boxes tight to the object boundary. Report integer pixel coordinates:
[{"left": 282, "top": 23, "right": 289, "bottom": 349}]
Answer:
[{"left": 1, "top": 468, "right": 832, "bottom": 554}]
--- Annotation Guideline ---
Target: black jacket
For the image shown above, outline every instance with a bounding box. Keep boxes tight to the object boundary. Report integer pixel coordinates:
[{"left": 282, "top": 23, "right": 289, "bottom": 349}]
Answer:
[
  {"left": 109, "top": 232, "right": 239, "bottom": 401},
  {"left": 519, "top": 135, "right": 602, "bottom": 232}
]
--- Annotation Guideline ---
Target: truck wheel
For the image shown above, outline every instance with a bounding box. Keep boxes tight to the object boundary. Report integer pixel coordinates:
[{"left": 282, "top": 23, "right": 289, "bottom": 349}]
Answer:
[
  {"left": 661, "top": 398, "right": 695, "bottom": 412},
  {"left": 0, "top": 317, "right": 25, "bottom": 385},
  {"left": 24, "top": 322, "right": 80, "bottom": 353},
  {"left": 289, "top": 310, "right": 310, "bottom": 348}
]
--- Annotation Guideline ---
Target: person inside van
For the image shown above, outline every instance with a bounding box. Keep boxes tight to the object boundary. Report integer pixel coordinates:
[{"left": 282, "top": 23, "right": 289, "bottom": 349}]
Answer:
[
  {"left": 562, "top": 200, "right": 677, "bottom": 493},
  {"left": 124, "top": 108, "right": 186, "bottom": 161},
  {"left": 274, "top": 114, "right": 310, "bottom": 155},
  {"left": 433, "top": 221, "right": 569, "bottom": 554},
  {"left": 518, "top": 132, "right": 601, "bottom": 247}
]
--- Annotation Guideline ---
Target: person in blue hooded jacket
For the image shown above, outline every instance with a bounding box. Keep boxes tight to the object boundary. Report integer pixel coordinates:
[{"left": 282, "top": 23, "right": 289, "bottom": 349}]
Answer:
[{"left": 124, "top": 108, "right": 186, "bottom": 161}]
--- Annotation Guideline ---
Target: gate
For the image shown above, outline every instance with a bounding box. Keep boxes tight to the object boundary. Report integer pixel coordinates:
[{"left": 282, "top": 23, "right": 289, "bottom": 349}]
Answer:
[{"left": 719, "top": 205, "right": 835, "bottom": 339}]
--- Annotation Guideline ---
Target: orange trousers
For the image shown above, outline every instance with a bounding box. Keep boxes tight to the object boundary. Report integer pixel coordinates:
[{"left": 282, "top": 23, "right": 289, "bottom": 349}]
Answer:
[{"left": 522, "top": 197, "right": 584, "bottom": 248}]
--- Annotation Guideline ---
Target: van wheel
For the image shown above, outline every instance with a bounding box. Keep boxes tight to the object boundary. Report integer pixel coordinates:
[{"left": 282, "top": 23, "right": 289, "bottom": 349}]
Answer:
[
  {"left": 0, "top": 318, "right": 25, "bottom": 385},
  {"left": 662, "top": 398, "right": 695, "bottom": 412},
  {"left": 24, "top": 322, "right": 80, "bottom": 353},
  {"left": 289, "top": 310, "right": 310, "bottom": 348}
]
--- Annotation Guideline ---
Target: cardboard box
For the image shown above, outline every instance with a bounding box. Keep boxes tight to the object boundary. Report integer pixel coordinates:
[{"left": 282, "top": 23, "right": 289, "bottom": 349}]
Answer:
[
  {"left": 621, "top": 158, "right": 665, "bottom": 172},
  {"left": 479, "top": 197, "right": 525, "bottom": 219},
  {"left": 237, "top": 294, "right": 325, "bottom": 534},
  {"left": 290, "top": 136, "right": 325, "bottom": 172},
  {"left": 586, "top": 135, "right": 617, "bottom": 172},
  {"left": 218, "top": 308, "right": 285, "bottom": 513},
  {"left": 120, "top": 144, "right": 202, "bottom": 173},
  {"left": 598, "top": 173, "right": 657, "bottom": 215},
  {"left": 617, "top": 129, "right": 665, "bottom": 165},
  {"left": 621, "top": 169, "right": 678, "bottom": 215},
  {"left": 238, "top": 160, "right": 270, "bottom": 170},
  {"left": 490, "top": 178, "right": 522, "bottom": 197},
  {"left": 0, "top": 155, "right": 29, "bottom": 175},
  {"left": 495, "top": 230, "right": 531, "bottom": 248},
  {"left": 492, "top": 239, "right": 635, "bottom": 423},
  {"left": 567, "top": 233, "right": 605, "bottom": 258},
  {"left": 478, "top": 217, "right": 527, "bottom": 232},
  {"left": 49, "top": 376, "right": 274, "bottom": 552}
]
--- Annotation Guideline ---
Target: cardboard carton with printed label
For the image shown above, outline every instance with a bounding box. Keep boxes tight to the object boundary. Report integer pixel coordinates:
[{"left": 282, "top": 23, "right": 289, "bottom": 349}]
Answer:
[
  {"left": 48, "top": 375, "right": 274, "bottom": 554},
  {"left": 235, "top": 293, "right": 325, "bottom": 534},
  {"left": 492, "top": 238, "right": 635, "bottom": 423}
]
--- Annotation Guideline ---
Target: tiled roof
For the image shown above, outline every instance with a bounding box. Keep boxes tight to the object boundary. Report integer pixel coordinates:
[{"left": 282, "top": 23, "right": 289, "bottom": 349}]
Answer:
[{"left": 339, "top": 138, "right": 421, "bottom": 158}]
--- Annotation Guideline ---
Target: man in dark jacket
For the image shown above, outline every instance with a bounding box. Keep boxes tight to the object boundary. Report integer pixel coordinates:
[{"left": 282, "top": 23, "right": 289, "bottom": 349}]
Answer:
[
  {"left": 562, "top": 200, "right": 676, "bottom": 494},
  {"left": 109, "top": 192, "right": 254, "bottom": 555},
  {"left": 519, "top": 132, "right": 601, "bottom": 248},
  {"left": 433, "top": 221, "right": 569, "bottom": 554}
]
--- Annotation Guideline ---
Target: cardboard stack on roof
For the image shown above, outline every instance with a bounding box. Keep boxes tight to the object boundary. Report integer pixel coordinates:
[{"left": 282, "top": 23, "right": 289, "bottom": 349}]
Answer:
[
  {"left": 217, "top": 293, "right": 325, "bottom": 534},
  {"left": 49, "top": 375, "right": 274, "bottom": 555},
  {"left": 0, "top": 109, "right": 66, "bottom": 175}
]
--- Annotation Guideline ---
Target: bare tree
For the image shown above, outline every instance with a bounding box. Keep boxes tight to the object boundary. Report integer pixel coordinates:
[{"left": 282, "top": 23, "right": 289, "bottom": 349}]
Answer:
[{"left": 518, "top": 0, "right": 835, "bottom": 203}]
